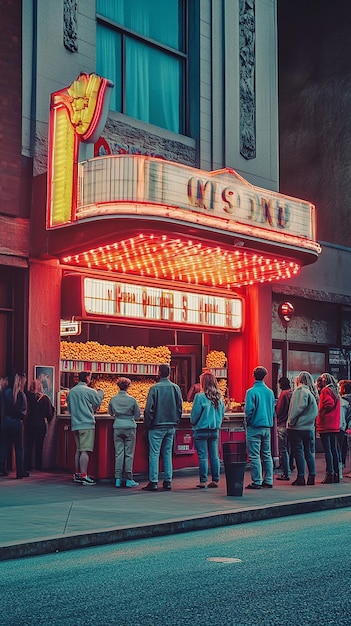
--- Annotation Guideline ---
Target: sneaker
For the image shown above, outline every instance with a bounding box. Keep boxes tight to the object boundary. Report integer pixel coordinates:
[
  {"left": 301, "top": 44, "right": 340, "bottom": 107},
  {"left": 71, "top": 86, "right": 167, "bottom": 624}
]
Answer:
[
  {"left": 246, "top": 483, "right": 261, "bottom": 489},
  {"left": 115, "top": 478, "right": 122, "bottom": 488},
  {"left": 142, "top": 481, "right": 158, "bottom": 491},
  {"left": 16, "top": 472, "right": 30, "bottom": 479},
  {"left": 126, "top": 479, "right": 139, "bottom": 488},
  {"left": 81, "top": 475, "right": 96, "bottom": 486},
  {"left": 261, "top": 482, "right": 273, "bottom": 488},
  {"left": 73, "top": 473, "right": 83, "bottom": 483},
  {"left": 207, "top": 481, "right": 219, "bottom": 488},
  {"left": 196, "top": 483, "right": 207, "bottom": 489},
  {"left": 162, "top": 480, "right": 172, "bottom": 490}
]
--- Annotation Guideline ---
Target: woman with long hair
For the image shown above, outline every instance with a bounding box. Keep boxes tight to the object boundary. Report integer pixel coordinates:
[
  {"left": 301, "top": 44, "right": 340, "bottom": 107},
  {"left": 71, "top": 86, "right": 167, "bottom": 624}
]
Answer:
[
  {"left": 24, "top": 379, "right": 55, "bottom": 471},
  {"left": 316, "top": 372, "right": 341, "bottom": 483},
  {"left": 287, "top": 371, "right": 319, "bottom": 486},
  {"left": 190, "top": 372, "right": 225, "bottom": 488},
  {"left": 0, "top": 373, "right": 28, "bottom": 478}
]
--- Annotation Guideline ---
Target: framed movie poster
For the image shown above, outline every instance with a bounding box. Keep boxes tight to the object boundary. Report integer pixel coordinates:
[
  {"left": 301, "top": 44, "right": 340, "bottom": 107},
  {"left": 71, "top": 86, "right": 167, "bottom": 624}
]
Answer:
[{"left": 34, "top": 365, "right": 55, "bottom": 406}]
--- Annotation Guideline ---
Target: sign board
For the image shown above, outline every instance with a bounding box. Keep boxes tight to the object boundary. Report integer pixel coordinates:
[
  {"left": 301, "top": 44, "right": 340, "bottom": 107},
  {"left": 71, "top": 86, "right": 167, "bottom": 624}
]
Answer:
[
  {"left": 83, "top": 277, "right": 242, "bottom": 331},
  {"left": 60, "top": 320, "right": 81, "bottom": 336}
]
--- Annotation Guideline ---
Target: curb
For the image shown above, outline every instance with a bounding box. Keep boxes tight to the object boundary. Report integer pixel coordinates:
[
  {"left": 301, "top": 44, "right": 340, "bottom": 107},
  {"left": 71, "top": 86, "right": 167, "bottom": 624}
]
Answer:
[{"left": 1, "top": 493, "right": 351, "bottom": 562}]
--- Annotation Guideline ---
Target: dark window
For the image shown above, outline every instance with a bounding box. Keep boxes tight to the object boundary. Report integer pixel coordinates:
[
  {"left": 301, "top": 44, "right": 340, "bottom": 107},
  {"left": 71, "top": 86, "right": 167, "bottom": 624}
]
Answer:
[{"left": 97, "top": 0, "right": 186, "bottom": 134}]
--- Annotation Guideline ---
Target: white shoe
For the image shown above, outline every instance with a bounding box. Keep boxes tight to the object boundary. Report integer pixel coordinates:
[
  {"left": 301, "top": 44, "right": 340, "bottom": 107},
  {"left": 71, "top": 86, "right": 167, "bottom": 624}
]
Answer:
[
  {"left": 81, "top": 475, "right": 96, "bottom": 485},
  {"left": 125, "top": 479, "right": 139, "bottom": 488}
]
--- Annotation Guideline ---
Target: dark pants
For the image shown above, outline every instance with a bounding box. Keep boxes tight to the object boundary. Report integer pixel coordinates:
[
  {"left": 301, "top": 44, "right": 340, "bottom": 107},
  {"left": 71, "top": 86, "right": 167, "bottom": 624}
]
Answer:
[
  {"left": 337, "top": 430, "right": 348, "bottom": 466},
  {"left": 319, "top": 432, "right": 340, "bottom": 475},
  {"left": 0, "top": 416, "right": 24, "bottom": 476},
  {"left": 289, "top": 429, "right": 316, "bottom": 479},
  {"left": 24, "top": 423, "right": 47, "bottom": 471}
]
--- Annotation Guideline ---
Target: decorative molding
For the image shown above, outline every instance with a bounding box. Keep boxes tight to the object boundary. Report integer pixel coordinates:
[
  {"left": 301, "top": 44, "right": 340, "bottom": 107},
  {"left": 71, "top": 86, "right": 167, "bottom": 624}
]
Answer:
[
  {"left": 239, "top": 0, "right": 256, "bottom": 160},
  {"left": 273, "top": 284, "right": 351, "bottom": 306},
  {"left": 63, "top": 0, "right": 78, "bottom": 53}
]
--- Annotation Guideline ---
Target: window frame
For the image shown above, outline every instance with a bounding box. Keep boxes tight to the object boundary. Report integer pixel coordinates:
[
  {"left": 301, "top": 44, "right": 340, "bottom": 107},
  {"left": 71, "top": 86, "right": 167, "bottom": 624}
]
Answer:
[{"left": 96, "top": 4, "right": 188, "bottom": 135}]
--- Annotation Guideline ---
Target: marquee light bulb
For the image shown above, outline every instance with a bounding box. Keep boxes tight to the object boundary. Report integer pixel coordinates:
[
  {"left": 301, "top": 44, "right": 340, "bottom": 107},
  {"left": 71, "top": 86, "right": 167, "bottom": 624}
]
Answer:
[{"left": 61, "top": 233, "right": 301, "bottom": 290}]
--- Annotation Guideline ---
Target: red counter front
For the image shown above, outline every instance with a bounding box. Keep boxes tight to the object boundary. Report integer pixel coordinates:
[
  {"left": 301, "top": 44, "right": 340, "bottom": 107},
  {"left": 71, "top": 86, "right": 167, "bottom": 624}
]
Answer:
[{"left": 56, "top": 414, "right": 245, "bottom": 479}]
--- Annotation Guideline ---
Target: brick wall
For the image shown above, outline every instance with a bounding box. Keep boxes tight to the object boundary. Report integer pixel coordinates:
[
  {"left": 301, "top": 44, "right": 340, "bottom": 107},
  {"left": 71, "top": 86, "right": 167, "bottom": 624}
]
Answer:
[{"left": 0, "top": 0, "right": 24, "bottom": 218}]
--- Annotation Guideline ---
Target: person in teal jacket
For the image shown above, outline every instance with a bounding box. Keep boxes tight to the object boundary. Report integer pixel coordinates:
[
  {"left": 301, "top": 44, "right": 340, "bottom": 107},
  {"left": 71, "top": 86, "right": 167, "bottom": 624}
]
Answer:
[
  {"left": 244, "top": 366, "right": 275, "bottom": 489},
  {"left": 190, "top": 371, "right": 225, "bottom": 488}
]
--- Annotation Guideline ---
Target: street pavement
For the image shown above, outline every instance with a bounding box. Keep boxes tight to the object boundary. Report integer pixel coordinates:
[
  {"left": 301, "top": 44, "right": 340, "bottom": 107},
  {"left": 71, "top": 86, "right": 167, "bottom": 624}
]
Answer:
[{"left": 0, "top": 453, "right": 350, "bottom": 562}]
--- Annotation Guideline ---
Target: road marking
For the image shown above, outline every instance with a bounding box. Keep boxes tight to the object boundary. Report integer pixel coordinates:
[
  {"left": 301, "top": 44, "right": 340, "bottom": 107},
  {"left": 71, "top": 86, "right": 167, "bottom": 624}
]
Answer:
[{"left": 207, "top": 557, "right": 242, "bottom": 563}]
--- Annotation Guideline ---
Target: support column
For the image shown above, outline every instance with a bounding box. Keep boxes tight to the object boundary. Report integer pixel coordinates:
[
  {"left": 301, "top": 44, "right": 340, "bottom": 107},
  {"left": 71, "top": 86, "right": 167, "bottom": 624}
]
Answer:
[
  {"left": 27, "top": 259, "right": 61, "bottom": 469},
  {"left": 227, "top": 284, "right": 272, "bottom": 402}
]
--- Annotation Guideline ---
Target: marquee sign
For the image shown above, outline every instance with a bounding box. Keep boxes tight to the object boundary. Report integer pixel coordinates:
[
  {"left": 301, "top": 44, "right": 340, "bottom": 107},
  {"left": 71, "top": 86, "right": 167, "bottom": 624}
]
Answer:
[
  {"left": 74, "top": 156, "right": 319, "bottom": 252},
  {"left": 46, "top": 74, "right": 320, "bottom": 262},
  {"left": 83, "top": 278, "right": 242, "bottom": 331}
]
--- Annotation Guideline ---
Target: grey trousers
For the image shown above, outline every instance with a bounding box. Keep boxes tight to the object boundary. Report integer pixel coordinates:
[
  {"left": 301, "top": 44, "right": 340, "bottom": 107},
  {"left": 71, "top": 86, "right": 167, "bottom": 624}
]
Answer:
[{"left": 113, "top": 427, "right": 137, "bottom": 479}]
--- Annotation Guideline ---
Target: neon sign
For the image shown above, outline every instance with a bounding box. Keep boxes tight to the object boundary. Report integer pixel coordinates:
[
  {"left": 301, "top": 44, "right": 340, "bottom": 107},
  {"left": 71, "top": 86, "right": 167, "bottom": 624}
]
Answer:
[
  {"left": 83, "top": 278, "right": 242, "bottom": 331},
  {"left": 46, "top": 75, "right": 320, "bottom": 263},
  {"left": 47, "top": 73, "right": 113, "bottom": 228}
]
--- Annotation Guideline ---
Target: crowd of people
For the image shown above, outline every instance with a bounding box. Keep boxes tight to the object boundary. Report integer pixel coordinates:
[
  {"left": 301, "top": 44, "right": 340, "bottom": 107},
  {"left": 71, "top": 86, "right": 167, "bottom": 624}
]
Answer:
[
  {"left": 1, "top": 364, "right": 351, "bottom": 490},
  {"left": 0, "top": 373, "right": 55, "bottom": 478},
  {"left": 67, "top": 364, "right": 351, "bottom": 491},
  {"left": 270, "top": 370, "right": 351, "bottom": 489}
]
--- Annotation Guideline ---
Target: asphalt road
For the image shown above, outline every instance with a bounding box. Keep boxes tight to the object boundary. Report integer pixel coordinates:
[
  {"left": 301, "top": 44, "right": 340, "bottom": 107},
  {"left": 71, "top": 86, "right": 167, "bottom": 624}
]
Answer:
[{"left": 1, "top": 509, "right": 350, "bottom": 626}]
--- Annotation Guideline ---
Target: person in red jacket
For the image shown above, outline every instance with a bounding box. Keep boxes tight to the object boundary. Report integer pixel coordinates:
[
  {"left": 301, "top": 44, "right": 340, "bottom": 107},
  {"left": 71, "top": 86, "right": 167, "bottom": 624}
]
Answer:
[{"left": 316, "top": 373, "right": 341, "bottom": 484}]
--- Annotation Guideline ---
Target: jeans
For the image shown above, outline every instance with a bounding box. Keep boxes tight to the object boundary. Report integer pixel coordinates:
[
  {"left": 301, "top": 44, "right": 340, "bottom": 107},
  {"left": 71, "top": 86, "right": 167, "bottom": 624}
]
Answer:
[
  {"left": 277, "top": 427, "right": 290, "bottom": 478},
  {"left": 288, "top": 429, "right": 315, "bottom": 478},
  {"left": 193, "top": 429, "right": 220, "bottom": 484},
  {"left": 148, "top": 428, "right": 175, "bottom": 483},
  {"left": 319, "top": 432, "right": 340, "bottom": 475},
  {"left": 337, "top": 430, "right": 347, "bottom": 466},
  {"left": 246, "top": 426, "right": 273, "bottom": 486},
  {"left": 0, "top": 416, "right": 24, "bottom": 476},
  {"left": 114, "top": 427, "right": 137, "bottom": 480}
]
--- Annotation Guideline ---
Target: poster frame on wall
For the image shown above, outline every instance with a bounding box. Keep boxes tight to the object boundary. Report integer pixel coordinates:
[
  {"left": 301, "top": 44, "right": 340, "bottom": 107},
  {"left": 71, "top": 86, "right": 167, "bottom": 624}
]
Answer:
[{"left": 34, "top": 365, "right": 55, "bottom": 406}]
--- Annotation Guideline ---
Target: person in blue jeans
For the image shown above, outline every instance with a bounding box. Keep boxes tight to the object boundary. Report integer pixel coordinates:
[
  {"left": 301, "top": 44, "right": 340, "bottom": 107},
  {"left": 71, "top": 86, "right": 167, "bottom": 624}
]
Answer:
[
  {"left": 142, "top": 364, "right": 183, "bottom": 492},
  {"left": 190, "top": 372, "right": 225, "bottom": 488},
  {"left": 287, "top": 371, "right": 319, "bottom": 486},
  {"left": 244, "top": 366, "right": 275, "bottom": 489}
]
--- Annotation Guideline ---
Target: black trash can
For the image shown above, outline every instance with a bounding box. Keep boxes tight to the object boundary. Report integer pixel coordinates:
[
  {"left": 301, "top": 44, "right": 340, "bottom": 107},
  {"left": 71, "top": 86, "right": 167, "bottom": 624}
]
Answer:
[{"left": 222, "top": 441, "right": 247, "bottom": 496}]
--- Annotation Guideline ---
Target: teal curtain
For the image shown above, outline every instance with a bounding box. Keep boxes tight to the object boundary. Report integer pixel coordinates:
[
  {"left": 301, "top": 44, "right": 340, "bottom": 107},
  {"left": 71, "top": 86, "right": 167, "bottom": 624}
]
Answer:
[
  {"left": 96, "top": 24, "right": 122, "bottom": 113},
  {"left": 126, "top": 39, "right": 181, "bottom": 132},
  {"left": 96, "top": 0, "right": 184, "bottom": 132},
  {"left": 97, "top": 0, "right": 183, "bottom": 50}
]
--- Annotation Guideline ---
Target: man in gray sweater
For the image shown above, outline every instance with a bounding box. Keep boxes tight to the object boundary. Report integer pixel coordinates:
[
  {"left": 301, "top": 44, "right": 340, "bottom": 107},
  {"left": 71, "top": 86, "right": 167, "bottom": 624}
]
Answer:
[
  {"left": 142, "top": 364, "right": 183, "bottom": 491},
  {"left": 67, "top": 371, "right": 104, "bottom": 485}
]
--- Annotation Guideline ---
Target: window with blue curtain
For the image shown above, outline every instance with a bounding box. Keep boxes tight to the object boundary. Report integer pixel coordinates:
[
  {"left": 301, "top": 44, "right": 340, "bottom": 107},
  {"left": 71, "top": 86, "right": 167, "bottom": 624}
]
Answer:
[{"left": 96, "top": 0, "right": 186, "bottom": 134}]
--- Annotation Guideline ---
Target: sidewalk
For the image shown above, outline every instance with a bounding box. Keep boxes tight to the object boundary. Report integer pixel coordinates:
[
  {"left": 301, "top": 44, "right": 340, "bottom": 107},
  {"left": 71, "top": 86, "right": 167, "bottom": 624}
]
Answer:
[{"left": 0, "top": 453, "right": 350, "bottom": 562}]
